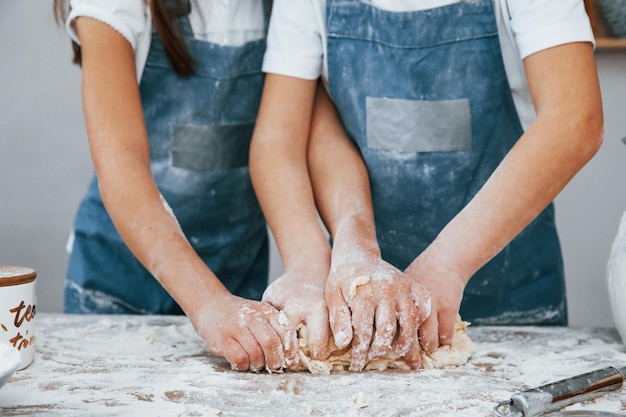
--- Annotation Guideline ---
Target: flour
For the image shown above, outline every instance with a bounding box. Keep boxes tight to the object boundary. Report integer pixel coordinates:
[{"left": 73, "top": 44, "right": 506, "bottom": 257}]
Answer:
[
  {"left": 3, "top": 315, "right": 626, "bottom": 417},
  {"left": 564, "top": 396, "right": 624, "bottom": 413},
  {"left": 352, "top": 392, "right": 368, "bottom": 408},
  {"left": 64, "top": 280, "right": 150, "bottom": 314}
]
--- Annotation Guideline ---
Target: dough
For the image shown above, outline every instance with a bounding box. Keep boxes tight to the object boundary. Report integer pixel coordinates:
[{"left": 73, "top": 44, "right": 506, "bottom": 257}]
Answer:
[{"left": 293, "top": 316, "right": 474, "bottom": 375}]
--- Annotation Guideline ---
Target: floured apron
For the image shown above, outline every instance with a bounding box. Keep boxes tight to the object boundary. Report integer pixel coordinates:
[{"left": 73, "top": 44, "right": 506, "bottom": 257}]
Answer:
[
  {"left": 325, "top": 0, "right": 566, "bottom": 324},
  {"left": 66, "top": 1, "right": 270, "bottom": 314}
]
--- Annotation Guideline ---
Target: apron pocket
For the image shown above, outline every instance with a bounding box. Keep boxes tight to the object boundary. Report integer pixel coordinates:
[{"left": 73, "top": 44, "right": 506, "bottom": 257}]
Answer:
[
  {"left": 171, "top": 123, "right": 254, "bottom": 171},
  {"left": 366, "top": 97, "right": 471, "bottom": 153}
]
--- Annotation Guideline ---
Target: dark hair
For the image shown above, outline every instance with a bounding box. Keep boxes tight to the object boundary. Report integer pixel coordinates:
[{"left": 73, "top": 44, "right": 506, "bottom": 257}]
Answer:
[{"left": 53, "top": 0, "right": 195, "bottom": 76}]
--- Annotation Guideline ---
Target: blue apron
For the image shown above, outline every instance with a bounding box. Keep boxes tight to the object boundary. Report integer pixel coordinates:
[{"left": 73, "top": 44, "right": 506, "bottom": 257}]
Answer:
[
  {"left": 65, "top": 1, "right": 269, "bottom": 314},
  {"left": 325, "top": 0, "right": 566, "bottom": 325}
]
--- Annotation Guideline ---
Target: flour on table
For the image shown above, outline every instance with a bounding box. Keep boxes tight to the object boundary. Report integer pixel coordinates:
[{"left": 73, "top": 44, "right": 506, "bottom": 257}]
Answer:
[
  {"left": 294, "top": 315, "right": 474, "bottom": 374},
  {"left": 6, "top": 315, "right": 626, "bottom": 417}
]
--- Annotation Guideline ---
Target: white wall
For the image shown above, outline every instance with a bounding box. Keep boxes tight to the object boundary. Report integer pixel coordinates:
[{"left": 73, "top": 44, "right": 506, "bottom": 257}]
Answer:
[
  {"left": 554, "top": 51, "right": 626, "bottom": 326},
  {"left": 1, "top": 1, "right": 625, "bottom": 327},
  {"left": 1, "top": 2, "right": 90, "bottom": 314}
]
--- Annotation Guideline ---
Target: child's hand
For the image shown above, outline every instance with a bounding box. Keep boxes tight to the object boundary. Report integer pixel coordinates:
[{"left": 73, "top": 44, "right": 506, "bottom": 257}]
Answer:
[
  {"left": 262, "top": 259, "right": 331, "bottom": 361},
  {"left": 325, "top": 247, "right": 431, "bottom": 371},
  {"left": 405, "top": 256, "right": 466, "bottom": 355},
  {"left": 191, "top": 293, "right": 299, "bottom": 372}
]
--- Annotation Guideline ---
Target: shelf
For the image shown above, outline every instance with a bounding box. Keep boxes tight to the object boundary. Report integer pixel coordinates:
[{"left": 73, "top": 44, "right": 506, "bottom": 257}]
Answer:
[
  {"left": 584, "top": 0, "right": 626, "bottom": 49},
  {"left": 596, "top": 38, "right": 626, "bottom": 49}
]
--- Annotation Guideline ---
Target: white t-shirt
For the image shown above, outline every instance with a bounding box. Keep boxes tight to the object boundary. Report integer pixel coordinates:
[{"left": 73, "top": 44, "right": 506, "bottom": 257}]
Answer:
[
  {"left": 66, "top": 0, "right": 266, "bottom": 81},
  {"left": 262, "top": 0, "right": 595, "bottom": 130}
]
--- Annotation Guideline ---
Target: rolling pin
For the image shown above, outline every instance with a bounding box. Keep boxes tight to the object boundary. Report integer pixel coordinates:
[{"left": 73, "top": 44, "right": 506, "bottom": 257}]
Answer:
[{"left": 493, "top": 366, "right": 625, "bottom": 417}]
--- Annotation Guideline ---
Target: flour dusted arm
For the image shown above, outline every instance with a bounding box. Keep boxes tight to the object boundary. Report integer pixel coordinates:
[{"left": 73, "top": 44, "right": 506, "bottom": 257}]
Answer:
[
  {"left": 307, "top": 85, "right": 432, "bottom": 370},
  {"left": 406, "top": 41, "right": 603, "bottom": 353},
  {"left": 75, "top": 16, "right": 297, "bottom": 372}
]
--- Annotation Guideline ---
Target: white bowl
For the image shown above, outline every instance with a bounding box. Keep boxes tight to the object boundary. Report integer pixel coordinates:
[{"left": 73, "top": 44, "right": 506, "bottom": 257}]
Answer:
[{"left": 0, "top": 342, "right": 21, "bottom": 389}]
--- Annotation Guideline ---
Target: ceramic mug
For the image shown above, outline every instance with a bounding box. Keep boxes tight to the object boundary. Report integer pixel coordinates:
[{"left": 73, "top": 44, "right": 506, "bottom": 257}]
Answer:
[{"left": 0, "top": 266, "right": 36, "bottom": 370}]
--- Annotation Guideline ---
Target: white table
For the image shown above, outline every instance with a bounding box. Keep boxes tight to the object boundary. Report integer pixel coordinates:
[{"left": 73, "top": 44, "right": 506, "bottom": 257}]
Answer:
[{"left": 2, "top": 314, "right": 626, "bottom": 416}]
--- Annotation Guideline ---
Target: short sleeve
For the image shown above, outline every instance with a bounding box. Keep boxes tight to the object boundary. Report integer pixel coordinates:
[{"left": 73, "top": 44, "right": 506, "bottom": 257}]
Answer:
[
  {"left": 66, "top": 0, "right": 151, "bottom": 79},
  {"left": 262, "top": 0, "right": 324, "bottom": 80},
  {"left": 505, "top": 0, "right": 595, "bottom": 59}
]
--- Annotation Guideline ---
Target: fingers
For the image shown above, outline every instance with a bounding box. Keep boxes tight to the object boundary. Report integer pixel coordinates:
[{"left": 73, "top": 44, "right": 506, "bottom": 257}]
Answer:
[
  {"left": 326, "top": 283, "right": 353, "bottom": 349},
  {"left": 367, "top": 279, "right": 430, "bottom": 362},
  {"left": 436, "top": 311, "right": 456, "bottom": 347},
  {"left": 222, "top": 303, "right": 298, "bottom": 373},
  {"left": 302, "top": 304, "right": 331, "bottom": 360},
  {"left": 418, "top": 312, "right": 440, "bottom": 354},
  {"left": 368, "top": 303, "right": 397, "bottom": 361},
  {"left": 411, "top": 281, "right": 437, "bottom": 353},
  {"left": 220, "top": 330, "right": 262, "bottom": 371},
  {"left": 394, "top": 297, "right": 418, "bottom": 357},
  {"left": 403, "top": 336, "right": 423, "bottom": 370},
  {"left": 268, "top": 310, "right": 300, "bottom": 368},
  {"left": 410, "top": 282, "right": 432, "bottom": 325},
  {"left": 349, "top": 298, "right": 375, "bottom": 371},
  {"left": 239, "top": 307, "right": 285, "bottom": 371}
]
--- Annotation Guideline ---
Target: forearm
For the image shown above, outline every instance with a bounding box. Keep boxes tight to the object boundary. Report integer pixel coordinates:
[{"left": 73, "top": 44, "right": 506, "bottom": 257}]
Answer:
[
  {"left": 99, "top": 164, "right": 229, "bottom": 312},
  {"left": 85, "top": 110, "right": 229, "bottom": 317},
  {"left": 78, "top": 16, "right": 228, "bottom": 317},
  {"left": 307, "top": 85, "right": 379, "bottom": 258},
  {"left": 424, "top": 118, "right": 599, "bottom": 281},
  {"left": 75, "top": 16, "right": 300, "bottom": 372},
  {"left": 416, "top": 42, "right": 603, "bottom": 282},
  {"left": 250, "top": 75, "right": 330, "bottom": 273}
]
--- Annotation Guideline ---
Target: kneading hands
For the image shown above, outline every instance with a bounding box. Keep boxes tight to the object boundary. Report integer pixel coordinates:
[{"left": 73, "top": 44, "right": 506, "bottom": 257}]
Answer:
[
  {"left": 250, "top": 79, "right": 432, "bottom": 371},
  {"left": 250, "top": 42, "right": 603, "bottom": 372}
]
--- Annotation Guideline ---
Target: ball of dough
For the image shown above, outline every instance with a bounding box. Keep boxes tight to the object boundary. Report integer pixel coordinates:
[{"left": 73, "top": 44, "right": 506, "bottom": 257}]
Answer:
[{"left": 294, "top": 316, "right": 474, "bottom": 375}]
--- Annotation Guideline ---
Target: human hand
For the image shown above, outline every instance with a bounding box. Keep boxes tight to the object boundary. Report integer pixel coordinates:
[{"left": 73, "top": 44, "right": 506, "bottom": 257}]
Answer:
[
  {"left": 190, "top": 292, "right": 299, "bottom": 372},
  {"left": 262, "top": 260, "right": 331, "bottom": 361},
  {"left": 404, "top": 255, "right": 466, "bottom": 355},
  {"left": 325, "top": 247, "right": 431, "bottom": 371}
]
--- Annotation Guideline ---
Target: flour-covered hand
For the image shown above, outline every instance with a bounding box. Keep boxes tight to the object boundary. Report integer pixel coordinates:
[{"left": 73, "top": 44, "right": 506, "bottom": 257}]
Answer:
[
  {"left": 191, "top": 293, "right": 298, "bottom": 372},
  {"left": 404, "top": 256, "right": 466, "bottom": 355},
  {"left": 325, "top": 246, "right": 431, "bottom": 371},
  {"left": 262, "top": 260, "right": 331, "bottom": 361}
]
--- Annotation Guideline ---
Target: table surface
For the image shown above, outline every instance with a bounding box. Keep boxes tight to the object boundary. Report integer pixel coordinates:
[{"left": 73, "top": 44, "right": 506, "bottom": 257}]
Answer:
[{"left": 2, "top": 314, "right": 626, "bottom": 417}]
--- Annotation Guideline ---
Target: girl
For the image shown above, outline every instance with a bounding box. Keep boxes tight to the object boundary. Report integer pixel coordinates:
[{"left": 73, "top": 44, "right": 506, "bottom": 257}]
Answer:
[
  {"left": 53, "top": 0, "right": 299, "bottom": 372},
  {"left": 250, "top": 0, "right": 604, "bottom": 370}
]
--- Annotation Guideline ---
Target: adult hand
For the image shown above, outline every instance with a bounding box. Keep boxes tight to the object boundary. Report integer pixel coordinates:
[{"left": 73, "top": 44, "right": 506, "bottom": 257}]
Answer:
[
  {"left": 404, "top": 255, "right": 466, "bottom": 355},
  {"left": 262, "top": 259, "right": 331, "bottom": 361},
  {"left": 325, "top": 246, "right": 431, "bottom": 371},
  {"left": 191, "top": 292, "right": 299, "bottom": 372}
]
